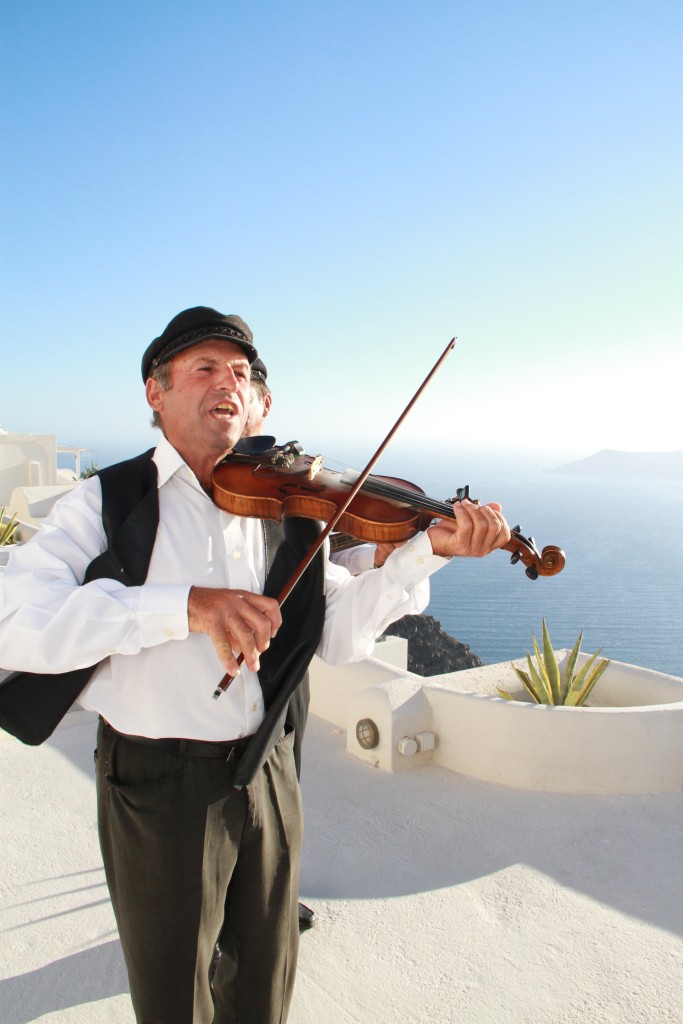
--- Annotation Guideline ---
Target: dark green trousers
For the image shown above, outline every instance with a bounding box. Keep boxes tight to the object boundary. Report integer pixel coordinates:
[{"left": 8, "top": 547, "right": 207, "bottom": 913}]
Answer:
[{"left": 95, "top": 720, "right": 302, "bottom": 1024}]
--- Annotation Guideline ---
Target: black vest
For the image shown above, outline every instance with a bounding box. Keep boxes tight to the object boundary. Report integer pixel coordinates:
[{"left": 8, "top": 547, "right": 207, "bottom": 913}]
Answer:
[{"left": 0, "top": 449, "right": 326, "bottom": 786}]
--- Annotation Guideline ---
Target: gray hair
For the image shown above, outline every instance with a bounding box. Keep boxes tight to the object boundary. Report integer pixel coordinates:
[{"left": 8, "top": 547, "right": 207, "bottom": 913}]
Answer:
[{"left": 149, "top": 362, "right": 172, "bottom": 430}]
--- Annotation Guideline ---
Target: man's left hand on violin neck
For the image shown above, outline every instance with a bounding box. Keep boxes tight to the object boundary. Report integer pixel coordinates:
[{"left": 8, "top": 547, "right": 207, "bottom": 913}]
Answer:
[{"left": 426, "top": 499, "right": 511, "bottom": 560}]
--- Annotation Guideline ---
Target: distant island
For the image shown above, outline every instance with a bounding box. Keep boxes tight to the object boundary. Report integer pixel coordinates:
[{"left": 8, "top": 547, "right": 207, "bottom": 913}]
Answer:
[{"left": 552, "top": 449, "right": 683, "bottom": 479}]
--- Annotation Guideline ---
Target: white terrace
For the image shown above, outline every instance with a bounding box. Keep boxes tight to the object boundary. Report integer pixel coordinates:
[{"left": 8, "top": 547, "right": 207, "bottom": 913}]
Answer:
[
  {"left": 1, "top": 643, "right": 682, "bottom": 1023},
  {"left": 2, "top": 428, "right": 682, "bottom": 1021}
]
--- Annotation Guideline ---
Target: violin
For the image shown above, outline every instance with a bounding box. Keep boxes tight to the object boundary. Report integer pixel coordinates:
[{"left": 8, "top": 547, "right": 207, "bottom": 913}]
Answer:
[
  {"left": 210, "top": 338, "right": 565, "bottom": 700},
  {"left": 211, "top": 438, "right": 566, "bottom": 581}
]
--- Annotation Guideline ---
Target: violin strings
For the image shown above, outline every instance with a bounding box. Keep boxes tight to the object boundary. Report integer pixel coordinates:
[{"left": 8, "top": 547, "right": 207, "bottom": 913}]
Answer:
[
  {"left": 321, "top": 456, "right": 457, "bottom": 520},
  {"left": 359, "top": 476, "right": 456, "bottom": 520}
]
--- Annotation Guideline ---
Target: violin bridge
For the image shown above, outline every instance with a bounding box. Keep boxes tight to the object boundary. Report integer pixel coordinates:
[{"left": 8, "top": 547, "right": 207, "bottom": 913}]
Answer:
[{"left": 308, "top": 454, "right": 324, "bottom": 480}]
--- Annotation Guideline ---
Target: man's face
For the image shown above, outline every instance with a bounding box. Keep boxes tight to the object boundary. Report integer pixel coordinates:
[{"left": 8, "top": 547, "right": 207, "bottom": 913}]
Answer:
[{"left": 146, "top": 339, "right": 252, "bottom": 462}]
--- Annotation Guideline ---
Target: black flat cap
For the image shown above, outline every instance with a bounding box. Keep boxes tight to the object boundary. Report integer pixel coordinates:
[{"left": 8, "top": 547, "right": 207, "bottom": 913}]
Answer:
[
  {"left": 141, "top": 306, "right": 257, "bottom": 381},
  {"left": 250, "top": 357, "right": 268, "bottom": 383}
]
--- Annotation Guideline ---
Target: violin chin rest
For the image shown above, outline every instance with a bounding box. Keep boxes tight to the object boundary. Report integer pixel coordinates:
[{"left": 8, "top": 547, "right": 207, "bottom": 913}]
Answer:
[{"left": 231, "top": 436, "right": 278, "bottom": 456}]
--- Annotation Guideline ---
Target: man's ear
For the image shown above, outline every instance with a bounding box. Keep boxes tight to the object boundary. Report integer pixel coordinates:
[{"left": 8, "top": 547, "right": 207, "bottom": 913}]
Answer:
[
  {"left": 146, "top": 376, "right": 163, "bottom": 412},
  {"left": 262, "top": 393, "right": 273, "bottom": 420}
]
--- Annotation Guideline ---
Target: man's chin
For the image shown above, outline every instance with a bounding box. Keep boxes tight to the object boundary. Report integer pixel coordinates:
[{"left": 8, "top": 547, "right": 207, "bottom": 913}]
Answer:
[{"left": 208, "top": 421, "right": 244, "bottom": 454}]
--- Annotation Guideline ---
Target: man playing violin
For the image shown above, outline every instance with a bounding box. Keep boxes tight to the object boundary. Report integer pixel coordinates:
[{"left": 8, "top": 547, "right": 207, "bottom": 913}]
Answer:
[{"left": 0, "top": 306, "right": 511, "bottom": 1024}]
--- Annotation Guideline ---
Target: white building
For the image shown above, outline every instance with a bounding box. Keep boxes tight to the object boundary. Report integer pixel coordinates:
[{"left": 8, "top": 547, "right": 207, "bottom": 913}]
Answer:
[{"left": 0, "top": 427, "right": 85, "bottom": 541}]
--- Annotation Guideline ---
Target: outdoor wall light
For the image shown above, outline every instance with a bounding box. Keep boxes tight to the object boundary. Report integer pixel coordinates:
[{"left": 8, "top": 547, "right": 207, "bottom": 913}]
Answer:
[{"left": 355, "top": 718, "right": 380, "bottom": 750}]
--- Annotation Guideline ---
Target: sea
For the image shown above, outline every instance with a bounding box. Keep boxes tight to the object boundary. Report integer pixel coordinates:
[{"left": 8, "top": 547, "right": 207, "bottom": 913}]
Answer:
[
  {"left": 419, "top": 463, "right": 683, "bottom": 679},
  {"left": 329, "top": 443, "right": 683, "bottom": 679},
  {"left": 70, "top": 443, "right": 683, "bottom": 679}
]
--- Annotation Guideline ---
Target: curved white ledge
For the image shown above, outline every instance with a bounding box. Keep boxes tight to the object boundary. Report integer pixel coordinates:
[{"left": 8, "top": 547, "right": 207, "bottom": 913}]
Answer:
[{"left": 309, "top": 643, "right": 683, "bottom": 794}]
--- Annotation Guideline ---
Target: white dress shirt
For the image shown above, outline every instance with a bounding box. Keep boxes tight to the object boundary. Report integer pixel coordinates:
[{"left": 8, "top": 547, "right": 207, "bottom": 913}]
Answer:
[
  {"left": 0, "top": 436, "right": 448, "bottom": 740},
  {"left": 329, "top": 542, "right": 376, "bottom": 575}
]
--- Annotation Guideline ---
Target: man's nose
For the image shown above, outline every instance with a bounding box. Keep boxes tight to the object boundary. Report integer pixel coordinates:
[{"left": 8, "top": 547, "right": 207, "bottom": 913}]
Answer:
[{"left": 216, "top": 366, "right": 240, "bottom": 389}]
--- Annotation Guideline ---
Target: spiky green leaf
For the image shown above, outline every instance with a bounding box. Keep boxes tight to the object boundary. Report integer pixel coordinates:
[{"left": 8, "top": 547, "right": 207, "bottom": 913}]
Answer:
[
  {"left": 541, "top": 618, "right": 562, "bottom": 704},
  {"left": 0, "top": 508, "right": 17, "bottom": 546},
  {"left": 559, "top": 631, "right": 584, "bottom": 704},
  {"left": 509, "top": 663, "right": 540, "bottom": 704},
  {"left": 564, "top": 649, "right": 603, "bottom": 704},
  {"left": 496, "top": 687, "right": 516, "bottom": 701},
  {"left": 531, "top": 635, "right": 547, "bottom": 682},
  {"left": 565, "top": 659, "right": 610, "bottom": 707},
  {"left": 527, "top": 650, "right": 555, "bottom": 704},
  {"left": 516, "top": 654, "right": 553, "bottom": 704}
]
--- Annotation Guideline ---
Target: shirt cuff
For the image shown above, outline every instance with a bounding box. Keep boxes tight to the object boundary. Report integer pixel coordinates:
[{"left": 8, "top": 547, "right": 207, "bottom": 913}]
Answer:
[
  {"left": 382, "top": 531, "right": 449, "bottom": 585},
  {"left": 134, "top": 584, "right": 191, "bottom": 647}
]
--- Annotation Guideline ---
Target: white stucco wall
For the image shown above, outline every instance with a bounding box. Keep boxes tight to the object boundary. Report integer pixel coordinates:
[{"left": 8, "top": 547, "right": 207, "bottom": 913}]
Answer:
[{"left": 309, "top": 648, "right": 683, "bottom": 794}]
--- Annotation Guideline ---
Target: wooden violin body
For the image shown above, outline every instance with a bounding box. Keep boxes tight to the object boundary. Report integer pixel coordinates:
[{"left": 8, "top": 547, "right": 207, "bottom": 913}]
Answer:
[{"left": 212, "top": 440, "right": 566, "bottom": 580}]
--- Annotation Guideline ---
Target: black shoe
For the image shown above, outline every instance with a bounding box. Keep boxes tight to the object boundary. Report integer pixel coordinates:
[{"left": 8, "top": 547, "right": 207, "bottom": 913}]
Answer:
[{"left": 298, "top": 901, "right": 317, "bottom": 931}]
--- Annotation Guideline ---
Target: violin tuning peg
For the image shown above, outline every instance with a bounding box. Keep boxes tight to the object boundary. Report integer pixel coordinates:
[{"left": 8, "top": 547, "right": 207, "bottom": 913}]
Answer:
[
  {"left": 447, "top": 485, "right": 473, "bottom": 504},
  {"left": 512, "top": 525, "right": 521, "bottom": 534},
  {"left": 510, "top": 551, "right": 521, "bottom": 565},
  {"left": 272, "top": 440, "right": 305, "bottom": 469},
  {"left": 525, "top": 566, "right": 539, "bottom": 581}
]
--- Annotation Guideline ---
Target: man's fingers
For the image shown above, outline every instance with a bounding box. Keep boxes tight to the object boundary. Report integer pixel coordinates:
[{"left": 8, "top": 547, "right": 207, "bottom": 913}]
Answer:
[
  {"left": 427, "top": 499, "right": 511, "bottom": 558},
  {"left": 238, "top": 591, "right": 282, "bottom": 638},
  {"left": 223, "top": 609, "right": 271, "bottom": 673},
  {"left": 468, "top": 503, "right": 506, "bottom": 555},
  {"left": 213, "top": 637, "right": 241, "bottom": 676},
  {"left": 187, "top": 587, "right": 282, "bottom": 672}
]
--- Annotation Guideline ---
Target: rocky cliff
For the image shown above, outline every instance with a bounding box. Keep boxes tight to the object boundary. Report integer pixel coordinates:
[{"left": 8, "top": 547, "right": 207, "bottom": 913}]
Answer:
[{"left": 382, "top": 614, "right": 483, "bottom": 676}]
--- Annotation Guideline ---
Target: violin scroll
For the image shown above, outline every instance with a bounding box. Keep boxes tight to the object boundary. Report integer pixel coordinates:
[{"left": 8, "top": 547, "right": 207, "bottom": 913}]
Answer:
[
  {"left": 506, "top": 526, "right": 566, "bottom": 580},
  {"left": 444, "top": 493, "right": 565, "bottom": 581}
]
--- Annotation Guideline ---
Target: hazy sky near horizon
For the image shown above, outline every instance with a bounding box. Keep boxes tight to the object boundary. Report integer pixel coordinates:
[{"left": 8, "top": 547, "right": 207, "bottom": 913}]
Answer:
[{"left": 1, "top": 0, "right": 681, "bottom": 468}]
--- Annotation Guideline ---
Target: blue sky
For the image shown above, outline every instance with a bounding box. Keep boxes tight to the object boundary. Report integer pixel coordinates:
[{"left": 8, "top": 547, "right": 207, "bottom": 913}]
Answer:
[{"left": 1, "top": 0, "right": 681, "bottom": 469}]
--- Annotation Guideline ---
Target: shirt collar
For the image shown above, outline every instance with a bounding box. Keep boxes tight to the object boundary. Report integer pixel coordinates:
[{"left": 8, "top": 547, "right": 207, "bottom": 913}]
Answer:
[
  {"left": 152, "top": 434, "right": 237, "bottom": 500},
  {"left": 152, "top": 434, "right": 195, "bottom": 489}
]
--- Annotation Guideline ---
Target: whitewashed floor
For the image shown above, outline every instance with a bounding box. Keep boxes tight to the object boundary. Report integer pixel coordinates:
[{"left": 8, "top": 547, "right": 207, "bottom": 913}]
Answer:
[{"left": 1, "top": 711, "right": 682, "bottom": 1024}]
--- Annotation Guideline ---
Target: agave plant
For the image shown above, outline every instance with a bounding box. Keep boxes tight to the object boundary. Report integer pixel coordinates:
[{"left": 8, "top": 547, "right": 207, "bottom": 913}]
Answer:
[
  {"left": 498, "top": 619, "right": 610, "bottom": 707},
  {"left": 0, "top": 507, "right": 18, "bottom": 546}
]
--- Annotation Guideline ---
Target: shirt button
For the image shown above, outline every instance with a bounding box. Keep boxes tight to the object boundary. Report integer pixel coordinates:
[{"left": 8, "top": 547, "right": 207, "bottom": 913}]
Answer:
[
  {"left": 165, "top": 628, "right": 174, "bottom": 637},
  {"left": 416, "top": 556, "right": 425, "bottom": 564},
  {"left": 251, "top": 703, "right": 258, "bottom": 712},
  {"left": 232, "top": 550, "right": 242, "bottom": 559},
  {"left": 386, "top": 593, "right": 394, "bottom": 601}
]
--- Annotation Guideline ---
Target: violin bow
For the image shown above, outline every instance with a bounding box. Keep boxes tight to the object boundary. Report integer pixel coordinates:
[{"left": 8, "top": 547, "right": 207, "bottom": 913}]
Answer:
[{"left": 212, "top": 336, "right": 457, "bottom": 698}]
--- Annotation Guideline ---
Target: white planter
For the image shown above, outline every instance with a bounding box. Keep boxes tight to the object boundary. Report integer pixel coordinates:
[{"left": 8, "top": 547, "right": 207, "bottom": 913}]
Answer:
[{"left": 309, "top": 651, "right": 683, "bottom": 795}]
